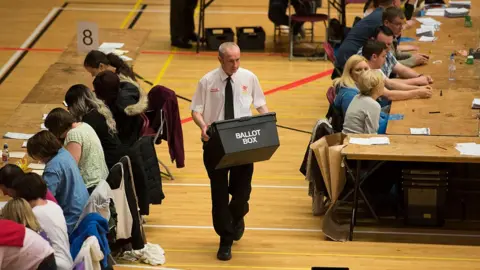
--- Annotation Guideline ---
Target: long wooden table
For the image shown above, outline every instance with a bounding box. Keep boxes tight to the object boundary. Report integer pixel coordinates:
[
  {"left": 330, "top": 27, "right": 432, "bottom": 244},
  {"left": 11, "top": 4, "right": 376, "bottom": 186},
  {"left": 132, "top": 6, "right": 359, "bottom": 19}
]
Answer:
[
  {"left": 386, "top": 15, "right": 480, "bottom": 136},
  {"left": 342, "top": 134, "right": 480, "bottom": 241}
]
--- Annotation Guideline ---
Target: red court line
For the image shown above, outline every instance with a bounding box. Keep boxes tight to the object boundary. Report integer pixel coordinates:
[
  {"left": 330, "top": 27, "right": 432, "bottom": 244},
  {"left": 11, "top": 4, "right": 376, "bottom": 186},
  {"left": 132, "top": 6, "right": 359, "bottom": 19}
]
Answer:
[
  {"left": 0, "top": 47, "right": 64, "bottom": 52},
  {"left": 180, "top": 68, "right": 333, "bottom": 124}
]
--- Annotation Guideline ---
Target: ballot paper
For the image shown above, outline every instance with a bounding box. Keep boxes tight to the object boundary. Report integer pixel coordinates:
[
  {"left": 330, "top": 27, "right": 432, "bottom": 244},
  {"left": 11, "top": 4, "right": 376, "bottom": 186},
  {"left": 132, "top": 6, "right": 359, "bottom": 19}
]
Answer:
[
  {"left": 410, "top": 128, "right": 431, "bottom": 135},
  {"left": 3, "top": 132, "right": 34, "bottom": 140},
  {"left": 43, "top": 114, "right": 48, "bottom": 120},
  {"left": 416, "top": 17, "right": 442, "bottom": 26},
  {"left": 99, "top": 42, "right": 124, "bottom": 50},
  {"left": 41, "top": 123, "right": 47, "bottom": 130},
  {"left": 416, "top": 29, "right": 435, "bottom": 37},
  {"left": 456, "top": 143, "right": 480, "bottom": 156},
  {"left": 32, "top": 170, "right": 44, "bottom": 176},
  {"left": 349, "top": 137, "right": 390, "bottom": 145},
  {"left": 63, "top": 101, "right": 68, "bottom": 107},
  {"left": 419, "top": 36, "right": 437, "bottom": 42},
  {"left": 120, "top": 55, "right": 133, "bottom": 62},
  {"left": 28, "top": 163, "right": 46, "bottom": 170},
  {"left": 449, "top": 1, "right": 471, "bottom": 8},
  {"left": 22, "top": 141, "right": 27, "bottom": 148},
  {"left": 472, "top": 98, "right": 480, "bottom": 109},
  {"left": 0, "top": 201, "right": 6, "bottom": 210}
]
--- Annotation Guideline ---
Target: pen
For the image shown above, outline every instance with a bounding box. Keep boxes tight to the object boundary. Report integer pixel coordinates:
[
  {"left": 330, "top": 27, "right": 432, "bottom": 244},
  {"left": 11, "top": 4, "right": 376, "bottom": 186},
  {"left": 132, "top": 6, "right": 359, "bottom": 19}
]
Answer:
[
  {"left": 435, "top": 145, "right": 447, "bottom": 150},
  {"left": 429, "top": 111, "right": 440, "bottom": 114}
]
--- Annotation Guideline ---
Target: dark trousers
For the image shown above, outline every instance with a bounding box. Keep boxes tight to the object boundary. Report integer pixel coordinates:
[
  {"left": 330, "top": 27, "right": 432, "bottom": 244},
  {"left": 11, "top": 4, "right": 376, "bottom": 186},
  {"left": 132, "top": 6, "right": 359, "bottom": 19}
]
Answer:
[
  {"left": 203, "top": 144, "right": 253, "bottom": 244},
  {"left": 268, "top": 0, "right": 312, "bottom": 36},
  {"left": 170, "top": 0, "right": 198, "bottom": 42}
]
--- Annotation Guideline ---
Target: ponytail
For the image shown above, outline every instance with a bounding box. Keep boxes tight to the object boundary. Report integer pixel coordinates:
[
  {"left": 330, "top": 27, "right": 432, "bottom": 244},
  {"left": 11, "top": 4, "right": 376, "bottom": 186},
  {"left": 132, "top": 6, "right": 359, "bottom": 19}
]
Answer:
[{"left": 106, "top": 53, "right": 137, "bottom": 82}]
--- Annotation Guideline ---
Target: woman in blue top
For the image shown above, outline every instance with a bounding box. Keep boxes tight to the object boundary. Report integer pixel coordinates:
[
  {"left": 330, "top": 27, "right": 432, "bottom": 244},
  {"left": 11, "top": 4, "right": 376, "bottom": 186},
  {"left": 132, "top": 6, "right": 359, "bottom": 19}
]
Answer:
[
  {"left": 26, "top": 130, "right": 89, "bottom": 234},
  {"left": 333, "top": 55, "right": 388, "bottom": 134}
]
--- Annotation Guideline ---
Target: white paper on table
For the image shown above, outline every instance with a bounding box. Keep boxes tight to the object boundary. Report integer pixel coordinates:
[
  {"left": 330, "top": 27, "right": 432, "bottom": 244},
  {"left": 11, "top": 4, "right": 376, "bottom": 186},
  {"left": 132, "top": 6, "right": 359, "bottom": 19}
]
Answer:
[
  {"left": 420, "top": 25, "right": 437, "bottom": 32},
  {"left": 449, "top": 1, "right": 471, "bottom": 5},
  {"left": 0, "top": 201, "right": 7, "bottom": 209},
  {"left": 3, "top": 132, "right": 34, "bottom": 140},
  {"left": 43, "top": 114, "right": 48, "bottom": 120},
  {"left": 1, "top": 151, "right": 26, "bottom": 158},
  {"left": 455, "top": 143, "right": 480, "bottom": 156},
  {"left": 41, "top": 123, "right": 47, "bottom": 130},
  {"left": 22, "top": 141, "right": 27, "bottom": 148},
  {"left": 472, "top": 98, "right": 480, "bottom": 108},
  {"left": 416, "top": 29, "right": 434, "bottom": 36},
  {"left": 426, "top": 8, "right": 446, "bottom": 16},
  {"left": 419, "top": 36, "right": 437, "bottom": 42},
  {"left": 32, "top": 170, "right": 44, "bottom": 175},
  {"left": 28, "top": 163, "right": 46, "bottom": 170},
  {"left": 416, "top": 17, "right": 442, "bottom": 26},
  {"left": 445, "top": 7, "right": 469, "bottom": 14},
  {"left": 349, "top": 137, "right": 390, "bottom": 145},
  {"left": 63, "top": 101, "right": 68, "bottom": 107},
  {"left": 120, "top": 55, "right": 133, "bottom": 61},
  {"left": 410, "top": 128, "right": 431, "bottom": 135}
]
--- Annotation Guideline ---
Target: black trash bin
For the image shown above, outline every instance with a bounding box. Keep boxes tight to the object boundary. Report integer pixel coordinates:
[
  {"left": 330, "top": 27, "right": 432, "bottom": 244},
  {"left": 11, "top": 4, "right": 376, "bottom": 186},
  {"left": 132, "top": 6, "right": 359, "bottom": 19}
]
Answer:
[{"left": 205, "top": 112, "right": 280, "bottom": 170}]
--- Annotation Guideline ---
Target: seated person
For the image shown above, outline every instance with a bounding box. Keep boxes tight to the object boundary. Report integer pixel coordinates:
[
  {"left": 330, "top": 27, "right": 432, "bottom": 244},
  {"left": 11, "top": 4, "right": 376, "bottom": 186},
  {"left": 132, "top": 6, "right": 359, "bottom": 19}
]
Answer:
[
  {"left": 26, "top": 130, "right": 89, "bottom": 234},
  {"left": 0, "top": 164, "right": 58, "bottom": 204},
  {"left": 343, "top": 70, "right": 385, "bottom": 134},
  {"left": 333, "top": 0, "right": 400, "bottom": 79},
  {"left": 382, "top": 6, "right": 428, "bottom": 68},
  {"left": 0, "top": 219, "right": 56, "bottom": 270},
  {"left": 268, "top": 0, "right": 312, "bottom": 39},
  {"left": 45, "top": 108, "right": 109, "bottom": 193},
  {"left": 362, "top": 40, "right": 432, "bottom": 101},
  {"left": 93, "top": 70, "right": 146, "bottom": 147},
  {"left": 12, "top": 173, "right": 73, "bottom": 270},
  {"left": 65, "top": 84, "right": 126, "bottom": 169},
  {"left": 1, "top": 198, "right": 49, "bottom": 242},
  {"left": 358, "top": 25, "right": 433, "bottom": 86},
  {"left": 333, "top": 55, "right": 389, "bottom": 134}
]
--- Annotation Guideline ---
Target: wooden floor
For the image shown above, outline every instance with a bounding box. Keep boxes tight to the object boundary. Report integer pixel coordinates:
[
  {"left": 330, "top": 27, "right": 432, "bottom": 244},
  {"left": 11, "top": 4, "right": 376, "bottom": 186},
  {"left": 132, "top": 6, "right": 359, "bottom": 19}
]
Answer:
[{"left": 1, "top": 0, "right": 480, "bottom": 269}]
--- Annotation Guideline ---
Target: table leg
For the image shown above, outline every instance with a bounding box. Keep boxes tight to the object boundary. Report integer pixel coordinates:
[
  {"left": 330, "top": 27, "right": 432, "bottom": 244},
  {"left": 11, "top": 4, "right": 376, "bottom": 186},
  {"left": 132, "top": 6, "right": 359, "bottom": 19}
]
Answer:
[{"left": 349, "top": 159, "right": 361, "bottom": 241}]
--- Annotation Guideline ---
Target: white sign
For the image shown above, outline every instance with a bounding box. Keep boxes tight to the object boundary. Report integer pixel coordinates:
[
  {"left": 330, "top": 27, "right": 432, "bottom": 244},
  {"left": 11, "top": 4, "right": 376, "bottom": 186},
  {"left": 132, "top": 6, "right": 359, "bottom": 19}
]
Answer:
[{"left": 77, "top": 21, "right": 99, "bottom": 52}]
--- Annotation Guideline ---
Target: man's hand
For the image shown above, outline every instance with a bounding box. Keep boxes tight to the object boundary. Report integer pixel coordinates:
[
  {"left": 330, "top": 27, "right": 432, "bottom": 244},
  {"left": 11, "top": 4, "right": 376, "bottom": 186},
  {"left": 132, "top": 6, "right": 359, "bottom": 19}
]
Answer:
[
  {"left": 425, "top": 75, "right": 434, "bottom": 84},
  {"left": 413, "top": 54, "right": 429, "bottom": 66},
  {"left": 417, "top": 87, "right": 433, "bottom": 98},
  {"left": 201, "top": 125, "right": 210, "bottom": 142}
]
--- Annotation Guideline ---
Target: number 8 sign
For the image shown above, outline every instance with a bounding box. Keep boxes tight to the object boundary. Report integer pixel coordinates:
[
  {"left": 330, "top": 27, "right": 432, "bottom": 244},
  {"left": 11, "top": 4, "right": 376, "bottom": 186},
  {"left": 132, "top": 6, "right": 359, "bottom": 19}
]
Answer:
[{"left": 77, "top": 21, "right": 99, "bottom": 52}]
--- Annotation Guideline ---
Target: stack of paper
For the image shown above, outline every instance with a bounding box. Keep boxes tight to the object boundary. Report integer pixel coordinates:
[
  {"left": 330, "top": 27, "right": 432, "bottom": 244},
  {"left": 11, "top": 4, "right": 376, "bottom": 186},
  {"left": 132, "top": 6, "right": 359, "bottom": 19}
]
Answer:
[
  {"left": 0, "top": 151, "right": 26, "bottom": 159},
  {"left": 349, "top": 137, "right": 390, "bottom": 145},
  {"left": 419, "top": 36, "right": 437, "bottom": 42},
  {"left": 98, "top": 42, "right": 125, "bottom": 54},
  {"left": 28, "top": 163, "right": 46, "bottom": 170},
  {"left": 416, "top": 17, "right": 442, "bottom": 27},
  {"left": 410, "top": 128, "right": 431, "bottom": 135},
  {"left": 472, "top": 98, "right": 480, "bottom": 109},
  {"left": 456, "top": 143, "right": 480, "bottom": 156},
  {"left": 449, "top": 1, "right": 471, "bottom": 9},
  {"left": 42, "top": 114, "right": 48, "bottom": 120},
  {"left": 445, "top": 7, "right": 469, "bottom": 17}
]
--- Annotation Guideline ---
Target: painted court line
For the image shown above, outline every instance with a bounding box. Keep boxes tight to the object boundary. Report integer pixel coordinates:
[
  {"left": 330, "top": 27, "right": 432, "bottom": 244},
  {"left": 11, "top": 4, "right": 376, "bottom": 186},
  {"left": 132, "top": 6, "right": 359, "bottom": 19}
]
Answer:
[
  {"left": 0, "top": 7, "right": 61, "bottom": 83},
  {"left": 153, "top": 48, "right": 177, "bottom": 85},
  {"left": 116, "top": 265, "right": 180, "bottom": 270},
  {"left": 119, "top": 0, "right": 143, "bottom": 29},
  {"left": 116, "top": 263, "right": 308, "bottom": 270},
  {"left": 180, "top": 69, "right": 333, "bottom": 124},
  {"left": 163, "top": 183, "right": 307, "bottom": 189},
  {"left": 145, "top": 224, "right": 480, "bottom": 238}
]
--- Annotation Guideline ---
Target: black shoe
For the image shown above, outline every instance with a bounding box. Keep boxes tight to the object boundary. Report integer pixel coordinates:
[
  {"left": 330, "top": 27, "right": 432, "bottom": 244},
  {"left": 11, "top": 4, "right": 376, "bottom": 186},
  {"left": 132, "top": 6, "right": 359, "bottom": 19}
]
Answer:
[
  {"left": 217, "top": 240, "right": 232, "bottom": 261},
  {"left": 233, "top": 219, "right": 245, "bottom": 241},
  {"left": 188, "top": 33, "right": 199, "bottom": 42},
  {"left": 171, "top": 39, "right": 192, "bottom": 49}
]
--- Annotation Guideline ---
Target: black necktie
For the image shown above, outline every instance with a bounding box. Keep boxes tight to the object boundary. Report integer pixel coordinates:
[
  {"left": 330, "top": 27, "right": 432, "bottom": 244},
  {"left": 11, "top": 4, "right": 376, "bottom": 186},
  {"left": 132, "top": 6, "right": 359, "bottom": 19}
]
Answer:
[{"left": 224, "top": 76, "right": 234, "bottom": 120}]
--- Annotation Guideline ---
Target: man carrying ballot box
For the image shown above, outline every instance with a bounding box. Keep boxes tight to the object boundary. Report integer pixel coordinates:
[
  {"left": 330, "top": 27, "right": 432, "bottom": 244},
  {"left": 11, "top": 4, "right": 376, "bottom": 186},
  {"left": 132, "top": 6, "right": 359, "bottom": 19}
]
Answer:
[{"left": 190, "top": 42, "right": 269, "bottom": 261}]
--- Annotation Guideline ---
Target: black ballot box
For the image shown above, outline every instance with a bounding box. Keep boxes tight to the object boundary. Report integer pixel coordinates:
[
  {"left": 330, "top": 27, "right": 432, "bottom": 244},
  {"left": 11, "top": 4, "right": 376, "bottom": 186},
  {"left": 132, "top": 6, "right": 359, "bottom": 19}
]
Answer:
[{"left": 205, "top": 112, "right": 280, "bottom": 169}]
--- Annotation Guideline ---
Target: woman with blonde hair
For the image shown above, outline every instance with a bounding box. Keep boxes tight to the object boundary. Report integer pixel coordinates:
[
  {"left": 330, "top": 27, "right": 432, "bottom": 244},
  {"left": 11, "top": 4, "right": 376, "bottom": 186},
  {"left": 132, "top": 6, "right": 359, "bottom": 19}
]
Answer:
[
  {"left": 343, "top": 70, "right": 385, "bottom": 134},
  {"left": 333, "top": 55, "right": 370, "bottom": 116},
  {"left": 1, "top": 198, "right": 49, "bottom": 241},
  {"left": 65, "top": 84, "right": 126, "bottom": 169}
]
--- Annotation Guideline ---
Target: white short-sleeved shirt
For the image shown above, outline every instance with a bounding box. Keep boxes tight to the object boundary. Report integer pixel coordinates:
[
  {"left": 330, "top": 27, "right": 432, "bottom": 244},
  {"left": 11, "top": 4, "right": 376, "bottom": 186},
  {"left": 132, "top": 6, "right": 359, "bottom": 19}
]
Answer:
[
  {"left": 190, "top": 67, "right": 267, "bottom": 125},
  {"left": 33, "top": 201, "right": 73, "bottom": 270}
]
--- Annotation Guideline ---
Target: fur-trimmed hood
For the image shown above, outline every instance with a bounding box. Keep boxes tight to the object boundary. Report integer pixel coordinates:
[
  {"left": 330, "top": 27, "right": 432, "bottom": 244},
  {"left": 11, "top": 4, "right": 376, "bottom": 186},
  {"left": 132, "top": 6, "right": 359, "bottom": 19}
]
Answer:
[{"left": 118, "top": 74, "right": 148, "bottom": 116}]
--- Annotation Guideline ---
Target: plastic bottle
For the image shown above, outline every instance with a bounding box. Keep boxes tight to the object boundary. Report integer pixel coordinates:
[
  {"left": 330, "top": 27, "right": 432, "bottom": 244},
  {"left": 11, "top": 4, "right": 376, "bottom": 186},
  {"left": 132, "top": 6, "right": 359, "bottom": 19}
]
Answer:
[
  {"left": 448, "top": 53, "right": 456, "bottom": 81},
  {"left": 2, "top": 143, "right": 9, "bottom": 164}
]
